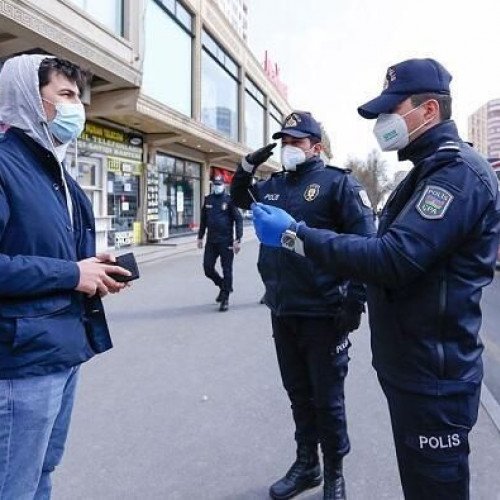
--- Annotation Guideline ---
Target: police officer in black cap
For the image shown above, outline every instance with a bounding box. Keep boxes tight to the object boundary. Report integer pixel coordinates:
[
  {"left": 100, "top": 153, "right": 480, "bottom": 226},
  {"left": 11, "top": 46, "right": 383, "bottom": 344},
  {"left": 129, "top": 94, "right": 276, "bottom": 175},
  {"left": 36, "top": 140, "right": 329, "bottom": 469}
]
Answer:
[
  {"left": 231, "top": 111, "right": 375, "bottom": 499},
  {"left": 251, "top": 59, "right": 500, "bottom": 499},
  {"left": 198, "top": 175, "right": 243, "bottom": 312}
]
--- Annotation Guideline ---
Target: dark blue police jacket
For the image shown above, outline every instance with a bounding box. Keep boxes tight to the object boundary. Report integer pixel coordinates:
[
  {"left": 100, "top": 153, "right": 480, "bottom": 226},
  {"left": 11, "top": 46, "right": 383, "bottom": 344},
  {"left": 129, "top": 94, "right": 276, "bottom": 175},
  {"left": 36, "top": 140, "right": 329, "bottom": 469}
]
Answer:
[
  {"left": 0, "top": 128, "right": 112, "bottom": 379},
  {"left": 299, "top": 121, "right": 500, "bottom": 395},
  {"left": 198, "top": 192, "right": 243, "bottom": 244},
  {"left": 231, "top": 157, "right": 376, "bottom": 317}
]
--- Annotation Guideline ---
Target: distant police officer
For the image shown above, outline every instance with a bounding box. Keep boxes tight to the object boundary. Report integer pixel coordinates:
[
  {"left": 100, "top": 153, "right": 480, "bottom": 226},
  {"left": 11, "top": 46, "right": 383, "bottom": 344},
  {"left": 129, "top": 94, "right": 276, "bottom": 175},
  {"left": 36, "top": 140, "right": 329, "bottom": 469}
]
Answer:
[
  {"left": 252, "top": 60, "right": 500, "bottom": 500},
  {"left": 198, "top": 175, "right": 243, "bottom": 312},
  {"left": 231, "top": 111, "right": 375, "bottom": 500}
]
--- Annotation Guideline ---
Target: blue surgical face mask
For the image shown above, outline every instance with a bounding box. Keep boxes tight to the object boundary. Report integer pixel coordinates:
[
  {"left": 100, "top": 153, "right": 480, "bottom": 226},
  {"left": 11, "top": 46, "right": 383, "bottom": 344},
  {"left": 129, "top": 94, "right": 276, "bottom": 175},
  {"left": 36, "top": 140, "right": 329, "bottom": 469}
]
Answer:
[
  {"left": 43, "top": 99, "right": 85, "bottom": 144},
  {"left": 213, "top": 185, "right": 225, "bottom": 195}
]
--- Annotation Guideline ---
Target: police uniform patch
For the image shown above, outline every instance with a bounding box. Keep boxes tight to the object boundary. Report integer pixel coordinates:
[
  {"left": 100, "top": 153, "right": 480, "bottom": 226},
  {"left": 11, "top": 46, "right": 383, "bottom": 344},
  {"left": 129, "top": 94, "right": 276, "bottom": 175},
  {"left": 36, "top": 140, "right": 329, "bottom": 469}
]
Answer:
[
  {"left": 359, "top": 190, "right": 372, "bottom": 208},
  {"left": 304, "top": 184, "right": 320, "bottom": 202},
  {"left": 284, "top": 113, "right": 301, "bottom": 128},
  {"left": 416, "top": 185, "right": 454, "bottom": 220}
]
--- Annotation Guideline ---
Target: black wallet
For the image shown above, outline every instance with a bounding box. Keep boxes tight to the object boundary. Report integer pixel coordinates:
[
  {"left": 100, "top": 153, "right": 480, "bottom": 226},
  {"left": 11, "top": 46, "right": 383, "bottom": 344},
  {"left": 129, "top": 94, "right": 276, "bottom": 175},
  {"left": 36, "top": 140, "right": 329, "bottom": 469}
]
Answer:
[{"left": 108, "top": 252, "right": 140, "bottom": 282}]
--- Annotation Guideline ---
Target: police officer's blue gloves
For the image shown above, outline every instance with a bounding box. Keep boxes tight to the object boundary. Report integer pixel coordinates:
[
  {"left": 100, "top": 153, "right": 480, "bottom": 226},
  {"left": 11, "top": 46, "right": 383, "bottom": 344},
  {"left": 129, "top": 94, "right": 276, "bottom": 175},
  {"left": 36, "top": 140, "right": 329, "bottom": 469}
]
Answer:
[
  {"left": 242, "top": 143, "right": 277, "bottom": 173},
  {"left": 251, "top": 202, "right": 296, "bottom": 247}
]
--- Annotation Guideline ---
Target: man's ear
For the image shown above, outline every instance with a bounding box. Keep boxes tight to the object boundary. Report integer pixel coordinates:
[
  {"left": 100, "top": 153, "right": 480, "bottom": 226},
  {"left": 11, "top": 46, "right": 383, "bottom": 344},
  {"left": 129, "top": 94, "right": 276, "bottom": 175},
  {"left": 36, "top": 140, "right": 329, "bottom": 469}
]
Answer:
[{"left": 424, "top": 99, "right": 440, "bottom": 121}]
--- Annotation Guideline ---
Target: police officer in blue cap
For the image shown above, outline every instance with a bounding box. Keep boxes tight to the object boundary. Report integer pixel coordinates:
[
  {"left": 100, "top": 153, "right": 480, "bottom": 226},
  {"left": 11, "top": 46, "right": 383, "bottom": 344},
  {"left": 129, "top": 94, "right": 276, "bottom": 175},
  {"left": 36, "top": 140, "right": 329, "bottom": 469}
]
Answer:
[
  {"left": 231, "top": 111, "right": 375, "bottom": 499},
  {"left": 198, "top": 175, "right": 243, "bottom": 312},
  {"left": 251, "top": 59, "right": 500, "bottom": 499}
]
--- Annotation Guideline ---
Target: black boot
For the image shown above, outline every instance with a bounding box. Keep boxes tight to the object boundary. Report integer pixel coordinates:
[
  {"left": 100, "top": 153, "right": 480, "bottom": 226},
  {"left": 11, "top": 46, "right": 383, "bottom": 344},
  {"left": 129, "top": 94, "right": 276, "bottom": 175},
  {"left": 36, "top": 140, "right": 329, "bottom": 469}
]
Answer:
[
  {"left": 215, "top": 288, "right": 224, "bottom": 303},
  {"left": 219, "top": 291, "right": 229, "bottom": 312},
  {"left": 323, "top": 458, "right": 346, "bottom": 500},
  {"left": 269, "top": 444, "right": 322, "bottom": 500}
]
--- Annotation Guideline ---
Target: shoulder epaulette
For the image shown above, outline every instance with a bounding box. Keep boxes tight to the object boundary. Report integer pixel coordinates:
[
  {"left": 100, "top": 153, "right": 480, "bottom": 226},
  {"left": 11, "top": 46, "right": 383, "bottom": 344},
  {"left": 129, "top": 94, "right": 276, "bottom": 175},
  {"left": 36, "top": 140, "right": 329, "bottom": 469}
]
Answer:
[
  {"left": 325, "top": 165, "right": 351, "bottom": 174},
  {"left": 437, "top": 141, "right": 460, "bottom": 152}
]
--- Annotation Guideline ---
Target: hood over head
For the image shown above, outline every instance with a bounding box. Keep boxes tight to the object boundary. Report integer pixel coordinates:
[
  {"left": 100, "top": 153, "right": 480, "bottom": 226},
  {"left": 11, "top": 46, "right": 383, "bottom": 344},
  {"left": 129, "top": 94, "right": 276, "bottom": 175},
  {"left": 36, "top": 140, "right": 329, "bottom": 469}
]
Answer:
[{"left": 0, "top": 54, "right": 56, "bottom": 154}]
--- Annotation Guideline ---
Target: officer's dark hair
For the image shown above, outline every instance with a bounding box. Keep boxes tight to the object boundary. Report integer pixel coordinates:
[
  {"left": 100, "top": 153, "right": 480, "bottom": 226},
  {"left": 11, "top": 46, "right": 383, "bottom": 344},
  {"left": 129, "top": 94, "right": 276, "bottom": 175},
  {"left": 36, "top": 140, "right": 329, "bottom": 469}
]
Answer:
[
  {"left": 410, "top": 93, "right": 452, "bottom": 121},
  {"left": 38, "top": 57, "right": 89, "bottom": 94},
  {"left": 309, "top": 136, "right": 321, "bottom": 146}
]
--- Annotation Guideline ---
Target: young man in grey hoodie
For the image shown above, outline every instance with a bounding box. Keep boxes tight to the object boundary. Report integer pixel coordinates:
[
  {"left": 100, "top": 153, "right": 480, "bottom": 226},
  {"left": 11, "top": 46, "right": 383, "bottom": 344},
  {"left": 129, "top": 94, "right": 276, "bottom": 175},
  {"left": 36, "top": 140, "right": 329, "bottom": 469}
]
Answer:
[{"left": 0, "top": 54, "right": 130, "bottom": 498}]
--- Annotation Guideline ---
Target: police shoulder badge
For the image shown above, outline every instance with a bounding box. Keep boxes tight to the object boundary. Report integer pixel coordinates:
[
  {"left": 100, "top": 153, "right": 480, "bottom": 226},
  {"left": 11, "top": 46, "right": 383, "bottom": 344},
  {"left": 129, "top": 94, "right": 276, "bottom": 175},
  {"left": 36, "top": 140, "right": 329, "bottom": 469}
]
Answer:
[
  {"left": 416, "top": 185, "right": 454, "bottom": 220},
  {"left": 304, "top": 184, "right": 320, "bottom": 202}
]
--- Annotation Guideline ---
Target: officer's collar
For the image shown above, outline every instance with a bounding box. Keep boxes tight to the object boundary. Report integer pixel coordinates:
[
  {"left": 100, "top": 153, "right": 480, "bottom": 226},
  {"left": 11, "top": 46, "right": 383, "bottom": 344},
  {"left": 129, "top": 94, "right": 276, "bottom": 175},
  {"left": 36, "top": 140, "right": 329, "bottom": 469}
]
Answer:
[
  {"left": 398, "top": 120, "right": 461, "bottom": 164},
  {"left": 292, "top": 156, "right": 324, "bottom": 175}
]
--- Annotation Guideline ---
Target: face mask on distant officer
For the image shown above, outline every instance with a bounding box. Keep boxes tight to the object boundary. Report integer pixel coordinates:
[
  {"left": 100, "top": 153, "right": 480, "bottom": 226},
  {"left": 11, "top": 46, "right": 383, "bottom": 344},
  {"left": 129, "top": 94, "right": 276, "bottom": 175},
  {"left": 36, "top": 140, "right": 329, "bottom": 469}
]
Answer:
[
  {"left": 373, "top": 103, "right": 432, "bottom": 151},
  {"left": 213, "top": 184, "right": 225, "bottom": 195},
  {"left": 281, "top": 144, "right": 318, "bottom": 171}
]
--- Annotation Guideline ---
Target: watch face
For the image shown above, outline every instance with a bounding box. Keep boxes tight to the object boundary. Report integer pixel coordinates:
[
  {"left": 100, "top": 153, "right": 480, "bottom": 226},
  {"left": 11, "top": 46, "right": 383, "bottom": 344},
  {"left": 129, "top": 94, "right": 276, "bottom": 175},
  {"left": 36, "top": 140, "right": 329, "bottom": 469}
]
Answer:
[{"left": 281, "top": 232, "right": 295, "bottom": 250}]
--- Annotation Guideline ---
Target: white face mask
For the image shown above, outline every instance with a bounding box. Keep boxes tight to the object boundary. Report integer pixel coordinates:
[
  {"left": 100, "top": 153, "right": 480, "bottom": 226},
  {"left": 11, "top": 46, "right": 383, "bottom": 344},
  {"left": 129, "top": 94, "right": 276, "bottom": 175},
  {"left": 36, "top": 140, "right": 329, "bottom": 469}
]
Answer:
[
  {"left": 281, "top": 145, "right": 316, "bottom": 171},
  {"left": 373, "top": 104, "right": 431, "bottom": 152},
  {"left": 213, "top": 185, "right": 225, "bottom": 195}
]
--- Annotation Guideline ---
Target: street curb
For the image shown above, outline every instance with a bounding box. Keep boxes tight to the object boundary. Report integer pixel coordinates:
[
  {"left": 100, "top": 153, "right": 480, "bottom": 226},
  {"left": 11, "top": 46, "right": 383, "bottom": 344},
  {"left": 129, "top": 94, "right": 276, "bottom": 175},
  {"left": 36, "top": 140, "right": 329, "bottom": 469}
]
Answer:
[{"left": 481, "top": 383, "right": 500, "bottom": 433}]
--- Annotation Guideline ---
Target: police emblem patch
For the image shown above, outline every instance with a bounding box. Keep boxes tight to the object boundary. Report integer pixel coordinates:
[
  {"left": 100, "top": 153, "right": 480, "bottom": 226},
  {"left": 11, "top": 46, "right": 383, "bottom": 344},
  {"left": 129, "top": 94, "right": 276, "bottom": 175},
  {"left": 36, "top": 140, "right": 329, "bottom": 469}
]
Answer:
[
  {"left": 416, "top": 185, "right": 454, "bottom": 220},
  {"left": 304, "top": 184, "right": 320, "bottom": 202},
  {"left": 285, "top": 113, "right": 301, "bottom": 128},
  {"left": 359, "top": 190, "right": 372, "bottom": 208}
]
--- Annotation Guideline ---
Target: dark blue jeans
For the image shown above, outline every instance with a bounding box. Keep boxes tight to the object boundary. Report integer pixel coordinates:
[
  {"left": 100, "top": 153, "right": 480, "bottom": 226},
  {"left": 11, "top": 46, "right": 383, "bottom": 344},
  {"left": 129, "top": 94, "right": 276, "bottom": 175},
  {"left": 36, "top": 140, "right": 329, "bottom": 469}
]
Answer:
[
  {"left": 0, "top": 366, "right": 79, "bottom": 499},
  {"left": 379, "top": 378, "right": 481, "bottom": 500},
  {"left": 203, "top": 241, "right": 234, "bottom": 293},
  {"left": 272, "top": 314, "right": 350, "bottom": 459}
]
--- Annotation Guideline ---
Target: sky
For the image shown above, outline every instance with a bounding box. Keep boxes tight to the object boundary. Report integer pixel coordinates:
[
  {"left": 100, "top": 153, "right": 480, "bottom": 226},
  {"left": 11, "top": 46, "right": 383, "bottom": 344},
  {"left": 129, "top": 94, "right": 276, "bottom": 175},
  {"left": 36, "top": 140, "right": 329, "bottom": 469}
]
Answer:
[{"left": 247, "top": 0, "right": 500, "bottom": 177}]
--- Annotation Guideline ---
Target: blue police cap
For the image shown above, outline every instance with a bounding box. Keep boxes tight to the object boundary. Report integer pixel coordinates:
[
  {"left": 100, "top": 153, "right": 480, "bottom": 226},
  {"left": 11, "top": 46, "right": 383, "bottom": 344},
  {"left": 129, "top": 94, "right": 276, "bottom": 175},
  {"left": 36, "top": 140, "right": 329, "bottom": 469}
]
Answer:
[
  {"left": 358, "top": 58, "right": 452, "bottom": 119},
  {"left": 272, "top": 111, "right": 322, "bottom": 140}
]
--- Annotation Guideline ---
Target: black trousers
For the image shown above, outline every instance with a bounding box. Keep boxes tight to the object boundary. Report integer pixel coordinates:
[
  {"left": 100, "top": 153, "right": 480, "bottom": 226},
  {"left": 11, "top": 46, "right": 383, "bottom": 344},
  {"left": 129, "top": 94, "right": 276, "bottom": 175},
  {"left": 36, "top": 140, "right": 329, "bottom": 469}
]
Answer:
[
  {"left": 203, "top": 241, "right": 234, "bottom": 293},
  {"left": 271, "top": 314, "right": 350, "bottom": 460},
  {"left": 379, "top": 378, "right": 481, "bottom": 500}
]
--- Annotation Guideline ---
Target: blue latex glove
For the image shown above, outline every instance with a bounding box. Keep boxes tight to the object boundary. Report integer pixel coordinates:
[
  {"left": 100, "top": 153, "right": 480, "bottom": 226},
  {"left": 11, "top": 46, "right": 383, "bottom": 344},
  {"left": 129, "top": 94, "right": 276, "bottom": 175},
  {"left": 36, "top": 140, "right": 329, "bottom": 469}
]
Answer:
[{"left": 251, "top": 203, "right": 296, "bottom": 247}]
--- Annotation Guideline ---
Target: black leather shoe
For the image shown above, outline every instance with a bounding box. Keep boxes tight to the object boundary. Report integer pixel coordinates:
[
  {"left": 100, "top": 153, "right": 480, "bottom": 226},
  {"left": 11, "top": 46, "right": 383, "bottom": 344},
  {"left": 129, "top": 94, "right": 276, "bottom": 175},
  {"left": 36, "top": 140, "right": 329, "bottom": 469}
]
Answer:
[
  {"left": 269, "top": 445, "right": 322, "bottom": 500},
  {"left": 323, "top": 458, "right": 346, "bottom": 500},
  {"left": 215, "top": 289, "right": 224, "bottom": 303}
]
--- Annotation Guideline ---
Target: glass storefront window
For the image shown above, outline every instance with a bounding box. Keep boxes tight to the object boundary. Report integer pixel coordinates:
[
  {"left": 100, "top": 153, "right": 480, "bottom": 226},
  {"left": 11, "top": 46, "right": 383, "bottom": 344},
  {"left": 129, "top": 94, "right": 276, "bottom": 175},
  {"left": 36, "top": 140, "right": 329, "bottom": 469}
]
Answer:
[
  {"left": 143, "top": 0, "right": 193, "bottom": 116},
  {"left": 157, "top": 154, "right": 201, "bottom": 235},
  {"left": 68, "top": 0, "right": 123, "bottom": 35}
]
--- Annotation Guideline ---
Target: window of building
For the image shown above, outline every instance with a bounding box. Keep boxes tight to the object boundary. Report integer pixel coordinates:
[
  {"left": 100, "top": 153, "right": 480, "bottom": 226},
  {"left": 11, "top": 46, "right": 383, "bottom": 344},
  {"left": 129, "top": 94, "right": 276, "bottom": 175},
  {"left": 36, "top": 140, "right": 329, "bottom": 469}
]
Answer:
[
  {"left": 201, "top": 30, "right": 239, "bottom": 141},
  {"left": 157, "top": 154, "right": 201, "bottom": 235},
  {"left": 68, "top": 0, "right": 123, "bottom": 35},
  {"left": 269, "top": 102, "right": 284, "bottom": 160},
  {"left": 245, "top": 77, "right": 265, "bottom": 150},
  {"left": 143, "top": 0, "right": 193, "bottom": 116}
]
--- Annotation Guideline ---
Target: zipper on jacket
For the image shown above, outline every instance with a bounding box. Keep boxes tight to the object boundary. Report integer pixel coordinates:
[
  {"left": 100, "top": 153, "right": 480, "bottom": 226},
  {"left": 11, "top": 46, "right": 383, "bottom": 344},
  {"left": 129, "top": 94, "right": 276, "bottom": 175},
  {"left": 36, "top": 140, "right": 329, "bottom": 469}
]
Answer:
[{"left": 436, "top": 276, "right": 447, "bottom": 378}]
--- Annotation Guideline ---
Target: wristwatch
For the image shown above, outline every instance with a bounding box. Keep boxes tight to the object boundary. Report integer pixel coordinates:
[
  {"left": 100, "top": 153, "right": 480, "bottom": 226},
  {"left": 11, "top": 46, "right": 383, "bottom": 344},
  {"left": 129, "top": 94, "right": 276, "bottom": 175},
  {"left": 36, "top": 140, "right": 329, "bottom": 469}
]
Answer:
[{"left": 281, "top": 222, "right": 305, "bottom": 256}]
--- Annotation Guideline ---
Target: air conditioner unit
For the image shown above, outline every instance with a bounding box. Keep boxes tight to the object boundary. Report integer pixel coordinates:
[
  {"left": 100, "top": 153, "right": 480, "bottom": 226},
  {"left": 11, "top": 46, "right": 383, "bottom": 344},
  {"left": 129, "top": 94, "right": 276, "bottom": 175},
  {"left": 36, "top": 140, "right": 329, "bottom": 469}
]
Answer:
[{"left": 147, "top": 220, "right": 169, "bottom": 242}]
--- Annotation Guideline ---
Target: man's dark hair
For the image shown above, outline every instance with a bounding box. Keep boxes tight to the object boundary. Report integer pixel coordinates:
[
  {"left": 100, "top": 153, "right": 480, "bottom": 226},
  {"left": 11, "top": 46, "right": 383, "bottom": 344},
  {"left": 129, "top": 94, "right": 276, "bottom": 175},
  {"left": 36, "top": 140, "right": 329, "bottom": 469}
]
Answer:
[
  {"left": 309, "top": 136, "right": 321, "bottom": 146},
  {"left": 38, "top": 57, "right": 88, "bottom": 94},
  {"left": 410, "top": 93, "right": 452, "bottom": 121}
]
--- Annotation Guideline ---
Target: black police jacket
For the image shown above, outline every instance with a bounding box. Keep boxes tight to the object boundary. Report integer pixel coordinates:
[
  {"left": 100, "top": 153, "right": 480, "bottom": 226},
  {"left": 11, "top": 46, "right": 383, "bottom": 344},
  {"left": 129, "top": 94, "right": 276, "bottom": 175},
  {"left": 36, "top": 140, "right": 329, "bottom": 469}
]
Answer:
[
  {"left": 231, "top": 157, "right": 376, "bottom": 317},
  {"left": 299, "top": 121, "right": 500, "bottom": 395},
  {"left": 198, "top": 192, "right": 243, "bottom": 244}
]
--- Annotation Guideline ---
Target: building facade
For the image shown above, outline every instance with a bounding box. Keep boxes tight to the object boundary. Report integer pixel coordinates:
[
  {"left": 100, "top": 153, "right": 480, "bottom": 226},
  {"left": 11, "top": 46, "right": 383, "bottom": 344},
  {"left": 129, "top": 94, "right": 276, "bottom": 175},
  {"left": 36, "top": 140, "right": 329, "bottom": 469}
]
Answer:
[
  {"left": 213, "top": 0, "right": 248, "bottom": 42},
  {"left": 0, "top": 0, "right": 290, "bottom": 249},
  {"left": 468, "top": 99, "right": 500, "bottom": 158}
]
